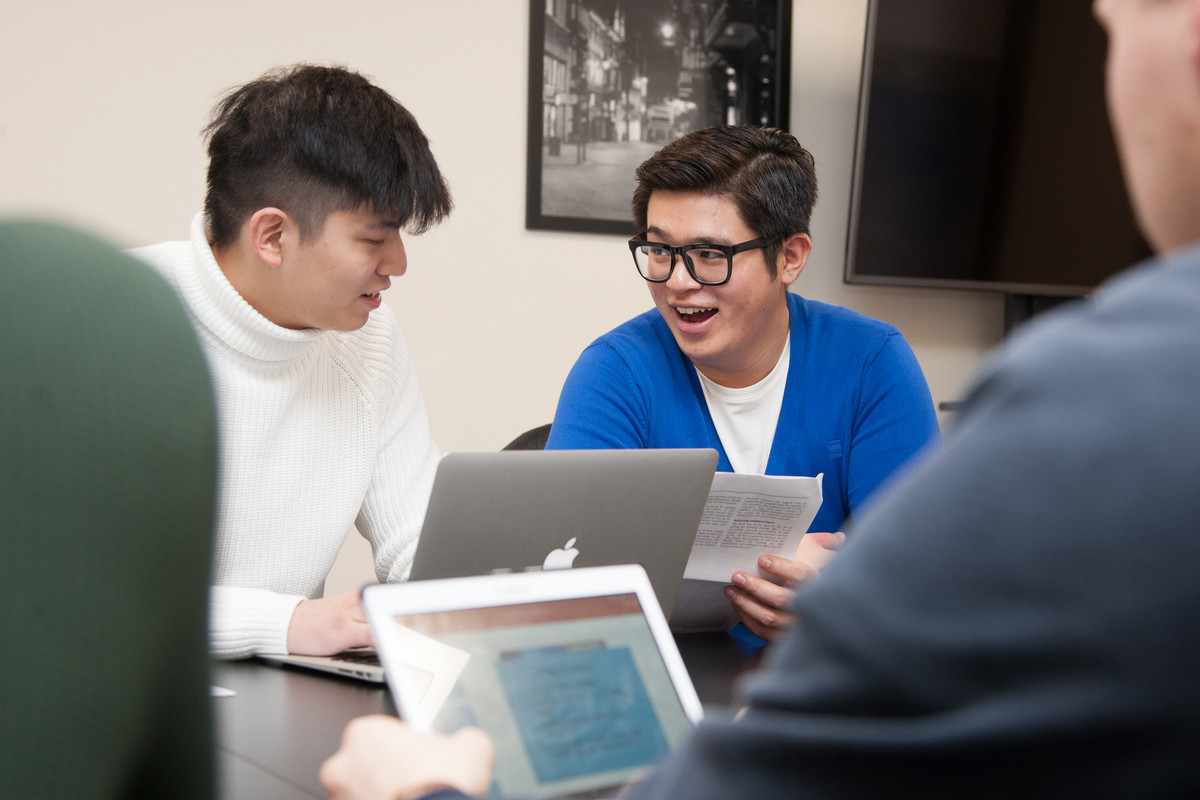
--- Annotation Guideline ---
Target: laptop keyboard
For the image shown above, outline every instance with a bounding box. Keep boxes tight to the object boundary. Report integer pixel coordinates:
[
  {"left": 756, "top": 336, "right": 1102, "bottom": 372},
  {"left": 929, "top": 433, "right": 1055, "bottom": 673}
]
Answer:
[{"left": 332, "top": 649, "right": 381, "bottom": 667}]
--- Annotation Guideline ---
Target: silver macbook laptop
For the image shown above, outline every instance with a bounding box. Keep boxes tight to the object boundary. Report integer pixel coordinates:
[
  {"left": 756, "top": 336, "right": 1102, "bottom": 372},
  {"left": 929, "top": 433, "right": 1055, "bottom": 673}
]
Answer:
[
  {"left": 260, "top": 448, "right": 717, "bottom": 683},
  {"left": 408, "top": 448, "right": 719, "bottom": 619},
  {"left": 363, "top": 564, "right": 703, "bottom": 799},
  {"left": 259, "top": 647, "right": 385, "bottom": 682}
]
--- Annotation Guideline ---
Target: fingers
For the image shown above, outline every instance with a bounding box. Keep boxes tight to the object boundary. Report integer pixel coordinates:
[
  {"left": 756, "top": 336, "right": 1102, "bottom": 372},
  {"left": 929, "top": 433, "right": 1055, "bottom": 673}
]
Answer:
[
  {"left": 743, "top": 530, "right": 845, "bottom": 593},
  {"left": 726, "top": 568, "right": 797, "bottom": 640},
  {"left": 759, "top": 553, "right": 819, "bottom": 585},
  {"left": 801, "top": 529, "right": 846, "bottom": 551},
  {"left": 449, "top": 727, "right": 496, "bottom": 795},
  {"left": 320, "top": 717, "right": 495, "bottom": 800},
  {"left": 287, "top": 595, "right": 375, "bottom": 656},
  {"left": 320, "top": 715, "right": 406, "bottom": 799},
  {"left": 795, "top": 530, "right": 844, "bottom": 572},
  {"left": 732, "top": 565, "right": 798, "bottom": 608},
  {"left": 725, "top": 584, "right": 793, "bottom": 640},
  {"left": 723, "top": 533, "right": 845, "bottom": 641}
]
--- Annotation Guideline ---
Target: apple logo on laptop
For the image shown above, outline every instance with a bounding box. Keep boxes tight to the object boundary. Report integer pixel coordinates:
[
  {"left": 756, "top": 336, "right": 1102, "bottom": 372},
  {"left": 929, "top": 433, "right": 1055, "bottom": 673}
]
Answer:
[{"left": 542, "top": 537, "right": 580, "bottom": 570}]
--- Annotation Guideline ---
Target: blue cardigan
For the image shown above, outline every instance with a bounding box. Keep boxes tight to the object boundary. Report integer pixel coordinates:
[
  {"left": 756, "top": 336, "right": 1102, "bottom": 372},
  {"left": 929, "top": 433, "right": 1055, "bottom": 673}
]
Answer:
[{"left": 546, "top": 293, "right": 940, "bottom": 533}]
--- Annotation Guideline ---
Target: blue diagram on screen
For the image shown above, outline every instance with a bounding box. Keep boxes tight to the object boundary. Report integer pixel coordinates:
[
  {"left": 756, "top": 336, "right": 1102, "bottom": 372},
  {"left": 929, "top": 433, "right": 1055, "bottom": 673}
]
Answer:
[{"left": 497, "top": 643, "right": 668, "bottom": 782}]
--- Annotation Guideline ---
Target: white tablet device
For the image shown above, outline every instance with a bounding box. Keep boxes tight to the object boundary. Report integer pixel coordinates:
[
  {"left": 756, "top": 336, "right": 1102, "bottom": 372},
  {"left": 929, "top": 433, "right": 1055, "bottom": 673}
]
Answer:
[{"left": 362, "top": 564, "right": 703, "bottom": 799}]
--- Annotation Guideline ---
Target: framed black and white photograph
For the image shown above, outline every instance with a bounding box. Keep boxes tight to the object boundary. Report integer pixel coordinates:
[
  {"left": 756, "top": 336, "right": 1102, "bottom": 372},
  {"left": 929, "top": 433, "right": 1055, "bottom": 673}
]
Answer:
[{"left": 527, "top": 0, "right": 792, "bottom": 235}]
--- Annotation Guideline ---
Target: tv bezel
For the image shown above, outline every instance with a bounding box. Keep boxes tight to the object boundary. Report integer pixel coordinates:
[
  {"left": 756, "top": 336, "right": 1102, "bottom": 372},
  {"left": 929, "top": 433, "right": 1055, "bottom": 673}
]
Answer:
[{"left": 843, "top": 0, "right": 1141, "bottom": 300}]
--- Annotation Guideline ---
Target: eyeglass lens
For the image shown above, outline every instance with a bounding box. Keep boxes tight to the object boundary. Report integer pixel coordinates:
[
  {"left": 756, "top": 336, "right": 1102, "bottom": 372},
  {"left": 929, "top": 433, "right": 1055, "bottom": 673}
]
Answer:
[{"left": 632, "top": 244, "right": 730, "bottom": 284}]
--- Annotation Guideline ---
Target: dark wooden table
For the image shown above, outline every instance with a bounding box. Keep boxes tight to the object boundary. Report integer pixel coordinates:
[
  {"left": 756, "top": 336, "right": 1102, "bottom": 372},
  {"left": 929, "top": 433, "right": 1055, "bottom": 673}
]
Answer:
[{"left": 212, "top": 632, "right": 763, "bottom": 799}]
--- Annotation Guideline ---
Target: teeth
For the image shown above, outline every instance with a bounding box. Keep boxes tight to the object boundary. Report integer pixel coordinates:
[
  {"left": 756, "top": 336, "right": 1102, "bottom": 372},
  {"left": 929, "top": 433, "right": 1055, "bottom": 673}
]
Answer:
[{"left": 678, "top": 307, "right": 714, "bottom": 315}]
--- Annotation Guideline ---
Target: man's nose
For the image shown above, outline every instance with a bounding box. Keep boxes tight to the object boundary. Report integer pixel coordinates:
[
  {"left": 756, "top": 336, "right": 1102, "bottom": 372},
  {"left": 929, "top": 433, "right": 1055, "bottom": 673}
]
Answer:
[
  {"left": 379, "top": 232, "right": 407, "bottom": 277},
  {"left": 667, "top": 254, "right": 700, "bottom": 289}
]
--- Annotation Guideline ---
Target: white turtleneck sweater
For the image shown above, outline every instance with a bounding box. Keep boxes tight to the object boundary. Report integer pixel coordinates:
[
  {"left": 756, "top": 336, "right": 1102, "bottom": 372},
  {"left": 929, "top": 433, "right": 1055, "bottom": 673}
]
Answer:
[{"left": 129, "top": 214, "right": 440, "bottom": 658}]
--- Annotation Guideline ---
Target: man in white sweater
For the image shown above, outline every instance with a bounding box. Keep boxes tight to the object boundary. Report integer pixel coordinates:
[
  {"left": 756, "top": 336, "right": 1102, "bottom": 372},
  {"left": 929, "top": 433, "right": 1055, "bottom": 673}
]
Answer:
[{"left": 131, "top": 64, "right": 453, "bottom": 659}]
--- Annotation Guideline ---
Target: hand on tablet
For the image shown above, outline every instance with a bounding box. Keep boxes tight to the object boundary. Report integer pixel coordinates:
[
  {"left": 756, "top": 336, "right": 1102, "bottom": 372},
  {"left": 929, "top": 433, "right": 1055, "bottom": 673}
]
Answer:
[
  {"left": 321, "top": 715, "right": 494, "bottom": 800},
  {"left": 725, "top": 531, "right": 845, "bottom": 641},
  {"left": 286, "top": 590, "right": 374, "bottom": 656}
]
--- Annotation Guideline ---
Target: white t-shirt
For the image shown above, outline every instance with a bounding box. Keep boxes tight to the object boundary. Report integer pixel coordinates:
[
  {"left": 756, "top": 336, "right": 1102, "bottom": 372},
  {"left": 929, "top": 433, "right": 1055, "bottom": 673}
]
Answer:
[{"left": 696, "top": 337, "right": 790, "bottom": 474}]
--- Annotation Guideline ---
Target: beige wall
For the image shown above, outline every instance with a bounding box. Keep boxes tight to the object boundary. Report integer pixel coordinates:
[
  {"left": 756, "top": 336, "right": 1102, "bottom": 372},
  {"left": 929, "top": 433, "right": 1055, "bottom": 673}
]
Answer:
[{"left": 0, "top": 0, "right": 1004, "bottom": 592}]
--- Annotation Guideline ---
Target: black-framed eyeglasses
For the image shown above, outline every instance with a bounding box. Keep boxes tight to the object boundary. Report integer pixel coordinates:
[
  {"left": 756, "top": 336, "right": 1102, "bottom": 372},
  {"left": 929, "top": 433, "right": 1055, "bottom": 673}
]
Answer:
[{"left": 627, "top": 236, "right": 771, "bottom": 286}]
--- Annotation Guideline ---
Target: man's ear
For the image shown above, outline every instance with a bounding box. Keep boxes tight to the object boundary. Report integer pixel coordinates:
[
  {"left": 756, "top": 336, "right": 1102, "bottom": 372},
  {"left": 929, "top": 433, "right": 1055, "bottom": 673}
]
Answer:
[
  {"left": 777, "top": 232, "right": 812, "bottom": 286},
  {"left": 247, "top": 208, "right": 289, "bottom": 269}
]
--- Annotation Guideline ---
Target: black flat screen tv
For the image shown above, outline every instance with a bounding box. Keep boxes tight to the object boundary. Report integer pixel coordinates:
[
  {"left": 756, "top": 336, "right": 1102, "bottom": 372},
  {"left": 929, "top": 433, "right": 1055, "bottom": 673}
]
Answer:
[{"left": 845, "top": 0, "right": 1150, "bottom": 300}]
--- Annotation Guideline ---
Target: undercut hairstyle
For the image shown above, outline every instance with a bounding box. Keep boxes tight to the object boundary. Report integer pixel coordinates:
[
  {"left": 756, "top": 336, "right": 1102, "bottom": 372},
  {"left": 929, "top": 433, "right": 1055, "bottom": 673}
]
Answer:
[
  {"left": 632, "top": 125, "right": 818, "bottom": 277},
  {"left": 203, "top": 64, "right": 453, "bottom": 248}
]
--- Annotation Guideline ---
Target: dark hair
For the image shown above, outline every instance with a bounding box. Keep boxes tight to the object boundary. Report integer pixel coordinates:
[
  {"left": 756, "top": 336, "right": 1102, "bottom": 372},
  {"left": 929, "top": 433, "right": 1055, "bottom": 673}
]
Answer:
[
  {"left": 203, "top": 64, "right": 453, "bottom": 248},
  {"left": 632, "top": 125, "right": 818, "bottom": 277}
]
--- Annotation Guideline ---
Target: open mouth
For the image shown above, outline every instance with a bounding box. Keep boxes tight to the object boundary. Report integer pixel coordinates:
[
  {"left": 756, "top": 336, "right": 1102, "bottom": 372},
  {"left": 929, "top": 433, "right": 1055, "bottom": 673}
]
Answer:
[{"left": 676, "top": 306, "right": 717, "bottom": 324}]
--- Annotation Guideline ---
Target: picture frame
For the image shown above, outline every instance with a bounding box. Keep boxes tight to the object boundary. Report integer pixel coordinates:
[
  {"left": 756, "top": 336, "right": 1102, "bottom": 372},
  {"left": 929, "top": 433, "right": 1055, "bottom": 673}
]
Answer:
[{"left": 527, "top": 0, "right": 792, "bottom": 235}]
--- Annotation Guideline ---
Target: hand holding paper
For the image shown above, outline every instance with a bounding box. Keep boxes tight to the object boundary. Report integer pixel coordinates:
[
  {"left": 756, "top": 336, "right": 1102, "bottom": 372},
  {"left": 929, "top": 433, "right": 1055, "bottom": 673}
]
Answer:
[
  {"left": 681, "top": 472, "right": 824, "bottom": 583},
  {"left": 669, "top": 473, "right": 827, "bottom": 633},
  {"left": 726, "top": 530, "right": 845, "bottom": 640}
]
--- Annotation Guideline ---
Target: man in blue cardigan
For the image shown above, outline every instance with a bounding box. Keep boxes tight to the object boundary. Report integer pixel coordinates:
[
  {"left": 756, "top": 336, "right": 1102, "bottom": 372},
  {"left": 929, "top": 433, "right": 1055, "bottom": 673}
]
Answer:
[{"left": 546, "top": 125, "right": 939, "bottom": 639}]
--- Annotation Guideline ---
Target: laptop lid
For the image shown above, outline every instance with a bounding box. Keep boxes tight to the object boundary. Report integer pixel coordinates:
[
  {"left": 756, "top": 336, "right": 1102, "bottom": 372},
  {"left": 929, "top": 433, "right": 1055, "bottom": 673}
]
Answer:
[
  {"left": 363, "top": 565, "right": 703, "bottom": 799},
  {"left": 408, "top": 449, "right": 718, "bottom": 618}
]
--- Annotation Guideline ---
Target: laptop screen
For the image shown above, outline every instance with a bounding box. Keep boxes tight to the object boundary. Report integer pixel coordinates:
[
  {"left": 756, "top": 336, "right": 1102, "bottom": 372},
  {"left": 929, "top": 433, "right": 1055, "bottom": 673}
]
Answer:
[{"left": 367, "top": 569, "right": 699, "bottom": 799}]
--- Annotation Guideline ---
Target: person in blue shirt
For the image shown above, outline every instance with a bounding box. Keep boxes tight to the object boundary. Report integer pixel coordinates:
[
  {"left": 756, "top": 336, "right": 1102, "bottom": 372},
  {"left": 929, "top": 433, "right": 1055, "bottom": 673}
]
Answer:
[{"left": 545, "top": 125, "right": 939, "bottom": 639}]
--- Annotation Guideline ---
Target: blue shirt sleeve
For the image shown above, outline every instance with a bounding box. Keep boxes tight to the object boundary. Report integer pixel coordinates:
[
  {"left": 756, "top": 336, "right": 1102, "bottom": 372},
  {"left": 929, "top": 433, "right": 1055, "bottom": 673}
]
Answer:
[{"left": 546, "top": 340, "right": 651, "bottom": 449}]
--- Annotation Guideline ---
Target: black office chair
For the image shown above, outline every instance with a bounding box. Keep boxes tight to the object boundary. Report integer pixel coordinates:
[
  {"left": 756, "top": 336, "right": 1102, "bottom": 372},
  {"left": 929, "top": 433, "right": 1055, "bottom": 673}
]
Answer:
[
  {"left": 503, "top": 423, "right": 553, "bottom": 450},
  {"left": 0, "top": 221, "right": 217, "bottom": 798}
]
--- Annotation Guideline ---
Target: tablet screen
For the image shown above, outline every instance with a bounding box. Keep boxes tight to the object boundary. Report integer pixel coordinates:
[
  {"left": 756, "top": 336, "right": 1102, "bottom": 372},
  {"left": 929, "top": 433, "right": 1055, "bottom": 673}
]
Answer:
[{"left": 381, "top": 592, "right": 695, "bottom": 799}]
